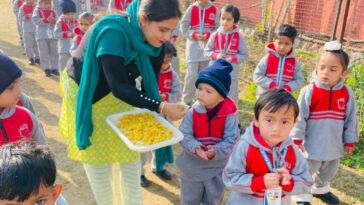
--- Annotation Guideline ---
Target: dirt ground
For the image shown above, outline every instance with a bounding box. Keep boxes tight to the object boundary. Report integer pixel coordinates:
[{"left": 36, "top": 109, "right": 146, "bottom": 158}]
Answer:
[{"left": 1, "top": 1, "right": 363, "bottom": 204}]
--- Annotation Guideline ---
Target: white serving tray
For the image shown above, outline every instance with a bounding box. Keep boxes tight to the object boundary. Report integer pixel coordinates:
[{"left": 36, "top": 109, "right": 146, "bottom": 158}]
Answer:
[{"left": 106, "top": 108, "right": 184, "bottom": 152}]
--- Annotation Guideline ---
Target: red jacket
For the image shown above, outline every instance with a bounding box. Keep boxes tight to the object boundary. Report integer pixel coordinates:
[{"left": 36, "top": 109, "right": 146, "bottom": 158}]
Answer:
[
  {"left": 158, "top": 69, "right": 173, "bottom": 101},
  {"left": 22, "top": 3, "right": 35, "bottom": 20},
  {"left": 114, "top": 0, "right": 131, "bottom": 11},
  {"left": 0, "top": 106, "right": 33, "bottom": 145},
  {"left": 190, "top": 4, "right": 218, "bottom": 38}
]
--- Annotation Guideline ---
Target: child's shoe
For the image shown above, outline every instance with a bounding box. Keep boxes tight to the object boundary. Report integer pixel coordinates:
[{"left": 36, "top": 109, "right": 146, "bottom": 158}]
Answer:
[
  {"left": 296, "top": 202, "right": 311, "bottom": 205},
  {"left": 152, "top": 169, "right": 172, "bottom": 180},
  {"left": 140, "top": 175, "right": 150, "bottom": 187},
  {"left": 313, "top": 192, "right": 339, "bottom": 204},
  {"left": 51, "top": 70, "right": 60, "bottom": 76},
  {"left": 28, "top": 58, "right": 35, "bottom": 65},
  {"left": 44, "top": 69, "right": 52, "bottom": 77},
  {"left": 34, "top": 58, "right": 40, "bottom": 65}
]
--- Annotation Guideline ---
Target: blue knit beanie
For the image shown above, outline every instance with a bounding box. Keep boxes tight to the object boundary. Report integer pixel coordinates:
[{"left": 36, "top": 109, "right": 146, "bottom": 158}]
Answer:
[
  {"left": 60, "top": 0, "right": 76, "bottom": 14},
  {"left": 195, "top": 59, "right": 233, "bottom": 98},
  {"left": 0, "top": 53, "right": 22, "bottom": 94}
]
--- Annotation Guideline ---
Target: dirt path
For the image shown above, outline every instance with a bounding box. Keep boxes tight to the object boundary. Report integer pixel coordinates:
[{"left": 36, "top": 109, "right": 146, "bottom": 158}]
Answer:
[{"left": 0, "top": 1, "right": 363, "bottom": 204}]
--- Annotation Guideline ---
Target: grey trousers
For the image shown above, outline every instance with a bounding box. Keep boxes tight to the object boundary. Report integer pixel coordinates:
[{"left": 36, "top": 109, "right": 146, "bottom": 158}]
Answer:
[
  {"left": 23, "top": 32, "right": 39, "bottom": 60},
  {"left": 180, "top": 174, "right": 224, "bottom": 205},
  {"left": 182, "top": 61, "right": 209, "bottom": 105},
  {"left": 292, "top": 159, "right": 339, "bottom": 202},
  {"left": 171, "top": 56, "right": 180, "bottom": 75},
  {"left": 37, "top": 39, "right": 58, "bottom": 71},
  {"left": 59, "top": 53, "right": 71, "bottom": 72}
]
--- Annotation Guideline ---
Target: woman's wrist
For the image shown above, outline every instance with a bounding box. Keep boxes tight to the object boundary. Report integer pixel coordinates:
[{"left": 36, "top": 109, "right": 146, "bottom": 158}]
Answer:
[{"left": 159, "top": 101, "right": 166, "bottom": 115}]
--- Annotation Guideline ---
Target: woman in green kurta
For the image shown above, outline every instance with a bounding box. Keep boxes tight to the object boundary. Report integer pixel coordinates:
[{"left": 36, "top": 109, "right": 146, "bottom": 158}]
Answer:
[{"left": 59, "top": 0, "right": 183, "bottom": 204}]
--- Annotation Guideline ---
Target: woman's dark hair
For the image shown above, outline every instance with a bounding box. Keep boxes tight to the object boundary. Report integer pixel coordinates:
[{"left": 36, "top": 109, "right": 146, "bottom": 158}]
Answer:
[
  {"left": 324, "top": 50, "right": 350, "bottom": 70},
  {"left": 139, "top": 0, "right": 182, "bottom": 22},
  {"left": 0, "top": 140, "right": 56, "bottom": 202},
  {"left": 254, "top": 89, "right": 299, "bottom": 120},
  {"left": 275, "top": 24, "right": 297, "bottom": 43},
  {"left": 221, "top": 4, "right": 240, "bottom": 23},
  {"left": 164, "top": 41, "right": 177, "bottom": 57}
]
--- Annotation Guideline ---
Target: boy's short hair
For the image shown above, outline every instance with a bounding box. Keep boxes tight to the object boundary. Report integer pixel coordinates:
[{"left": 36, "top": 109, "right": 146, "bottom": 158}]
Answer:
[
  {"left": 254, "top": 89, "right": 299, "bottom": 120},
  {"left": 0, "top": 140, "right": 56, "bottom": 202},
  {"left": 221, "top": 4, "right": 240, "bottom": 23},
  {"left": 79, "top": 12, "right": 94, "bottom": 22},
  {"left": 275, "top": 24, "right": 297, "bottom": 43},
  {"left": 164, "top": 41, "right": 177, "bottom": 57}
]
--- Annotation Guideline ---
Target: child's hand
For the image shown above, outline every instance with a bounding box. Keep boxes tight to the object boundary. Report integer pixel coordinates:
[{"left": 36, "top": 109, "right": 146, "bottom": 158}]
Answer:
[
  {"left": 264, "top": 173, "right": 281, "bottom": 189},
  {"left": 67, "top": 32, "right": 75, "bottom": 38},
  {"left": 206, "top": 145, "right": 215, "bottom": 160},
  {"left": 160, "top": 93, "right": 167, "bottom": 101},
  {"left": 296, "top": 144, "right": 305, "bottom": 152},
  {"left": 201, "top": 33, "right": 208, "bottom": 41},
  {"left": 345, "top": 146, "right": 355, "bottom": 157},
  {"left": 48, "top": 16, "right": 56, "bottom": 24},
  {"left": 275, "top": 167, "right": 291, "bottom": 185},
  {"left": 216, "top": 53, "right": 224, "bottom": 59},
  {"left": 195, "top": 146, "right": 209, "bottom": 160}
]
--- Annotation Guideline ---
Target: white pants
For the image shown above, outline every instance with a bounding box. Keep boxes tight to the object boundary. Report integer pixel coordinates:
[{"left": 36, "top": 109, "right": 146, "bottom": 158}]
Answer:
[
  {"left": 182, "top": 61, "right": 209, "bottom": 104},
  {"left": 83, "top": 161, "right": 143, "bottom": 205}
]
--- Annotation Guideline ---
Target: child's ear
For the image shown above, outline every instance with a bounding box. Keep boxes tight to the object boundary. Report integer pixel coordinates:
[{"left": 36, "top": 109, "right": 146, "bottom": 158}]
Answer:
[
  {"left": 52, "top": 184, "right": 62, "bottom": 199},
  {"left": 252, "top": 113, "right": 259, "bottom": 127},
  {"left": 342, "top": 70, "right": 349, "bottom": 78}
]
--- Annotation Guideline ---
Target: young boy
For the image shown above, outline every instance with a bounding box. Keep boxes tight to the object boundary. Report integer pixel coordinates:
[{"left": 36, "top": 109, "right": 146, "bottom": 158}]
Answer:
[
  {"left": 18, "top": 0, "right": 40, "bottom": 65},
  {"left": 0, "top": 140, "right": 68, "bottom": 205},
  {"left": 291, "top": 41, "right": 358, "bottom": 205},
  {"left": 70, "top": 12, "right": 93, "bottom": 54},
  {"left": 223, "top": 89, "right": 313, "bottom": 205},
  {"left": 0, "top": 52, "right": 45, "bottom": 146},
  {"left": 32, "top": 0, "right": 59, "bottom": 77},
  {"left": 253, "top": 24, "right": 304, "bottom": 98},
  {"left": 180, "top": 0, "right": 220, "bottom": 106},
  {"left": 140, "top": 41, "right": 181, "bottom": 187},
  {"left": 177, "top": 59, "right": 239, "bottom": 205},
  {"left": 54, "top": 0, "right": 77, "bottom": 71}
]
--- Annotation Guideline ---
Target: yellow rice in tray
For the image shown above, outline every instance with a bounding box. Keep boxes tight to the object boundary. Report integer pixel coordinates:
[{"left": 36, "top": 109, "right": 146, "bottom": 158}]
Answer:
[{"left": 118, "top": 113, "right": 173, "bottom": 145}]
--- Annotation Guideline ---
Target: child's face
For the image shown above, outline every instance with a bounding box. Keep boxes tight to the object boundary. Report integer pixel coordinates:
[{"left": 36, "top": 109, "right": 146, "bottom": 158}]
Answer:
[
  {"left": 161, "top": 54, "right": 172, "bottom": 72},
  {"left": 197, "top": 83, "right": 224, "bottom": 109},
  {"left": 198, "top": 0, "right": 209, "bottom": 6},
  {"left": 0, "top": 184, "right": 62, "bottom": 205},
  {"left": 253, "top": 104, "right": 296, "bottom": 147},
  {"left": 79, "top": 18, "right": 92, "bottom": 33},
  {"left": 273, "top": 36, "right": 293, "bottom": 57},
  {"left": 220, "top": 11, "right": 235, "bottom": 32},
  {"left": 0, "top": 79, "right": 21, "bottom": 109},
  {"left": 316, "top": 52, "right": 347, "bottom": 88},
  {"left": 64, "top": 12, "right": 75, "bottom": 21},
  {"left": 25, "top": 0, "right": 34, "bottom": 5},
  {"left": 41, "top": 0, "right": 52, "bottom": 10}
]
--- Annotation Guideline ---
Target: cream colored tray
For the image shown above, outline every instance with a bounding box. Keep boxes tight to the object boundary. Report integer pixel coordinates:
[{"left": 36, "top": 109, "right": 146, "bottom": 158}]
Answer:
[{"left": 106, "top": 109, "right": 183, "bottom": 152}]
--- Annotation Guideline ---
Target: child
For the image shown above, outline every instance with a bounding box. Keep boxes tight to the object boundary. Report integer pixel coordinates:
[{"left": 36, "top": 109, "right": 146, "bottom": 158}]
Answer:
[
  {"left": 0, "top": 140, "right": 68, "bottom": 205},
  {"left": 54, "top": 0, "right": 77, "bottom": 71},
  {"left": 13, "top": 0, "right": 24, "bottom": 46},
  {"left": 70, "top": 12, "right": 93, "bottom": 54},
  {"left": 223, "top": 89, "right": 313, "bottom": 205},
  {"left": 253, "top": 24, "right": 304, "bottom": 98},
  {"left": 19, "top": 0, "right": 40, "bottom": 65},
  {"left": 140, "top": 41, "right": 182, "bottom": 187},
  {"left": 32, "top": 0, "right": 59, "bottom": 77},
  {"left": 176, "top": 59, "right": 239, "bottom": 205},
  {"left": 205, "top": 4, "right": 248, "bottom": 105},
  {"left": 0, "top": 52, "right": 45, "bottom": 146},
  {"left": 291, "top": 41, "right": 358, "bottom": 205},
  {"left": 180, "top": 0, "right": 220, "bottom": 106}
]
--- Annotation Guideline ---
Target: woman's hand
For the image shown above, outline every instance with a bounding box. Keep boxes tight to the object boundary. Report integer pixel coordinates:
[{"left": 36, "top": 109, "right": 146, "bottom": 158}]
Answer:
[{"left": 160, "top": 102, "right": 186, "bottom": 121}]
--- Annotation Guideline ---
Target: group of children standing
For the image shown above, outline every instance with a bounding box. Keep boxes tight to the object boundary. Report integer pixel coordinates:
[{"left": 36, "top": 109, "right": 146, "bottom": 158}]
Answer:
[
  {"left": 2, "top": 0, "right": 359, "bottom": 205},
  {"left": 13, "top": 0, "right": 99, "bottom": 76}
]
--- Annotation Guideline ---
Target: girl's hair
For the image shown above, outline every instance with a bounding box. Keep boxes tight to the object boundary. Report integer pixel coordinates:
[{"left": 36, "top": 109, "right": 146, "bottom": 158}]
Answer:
[
  {"left": 0, "top": 140, "right": 56, "bottom": 201},
  {"left": 164, "top": 41, "right": 177, "bottom": 57},
  {"left": 221, "top": 4, "right": 240, "bottom": 23},
  {"left": 324, "top": 50, "right": 350, "bottom": 70},
  {"left": 254, "top": 89, "right": 299, "bottom": 120},
  {"left": 79, "top": 12, "right": 94, "bottom": 22},
  {"left": 275, "top": 24, "right": 297, "bottom": 43},
  {"left": 139, "top": 0, "right": 181, "bottom": 22}
]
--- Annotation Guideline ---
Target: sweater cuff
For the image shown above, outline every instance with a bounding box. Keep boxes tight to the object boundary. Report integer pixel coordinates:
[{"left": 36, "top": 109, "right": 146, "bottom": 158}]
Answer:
[
  {"left": 204, "top": 31, "right": 210, "bottom": 39},
  {"left": 192, "top": 32, "right": 199, "bottom": 40},
  {"left": 43, "top": 19, "right": 49, "bottom": 23},
  {"left": 283, "top": 84, "right": 292, "bottom": 92},
  {"left": 251, "top": 176, "right": 266, "bottom": 192},
  {"left": 345, "top": 143, "right": 355, "bottom": 148},
  {"left": 281, "top": 179, "right": 294, "bottom": 192},
  {"left": 62, "top": 32, "right": 68, "bottom": 38},
  {"left": 293, "top": 139, "right": 303, "bottom": 146},
  {"left": 269, "top": 82, "right": 278, "bottom": 89},
  {"left": 211, "top": 52, "right": 219, "bottom": 60},
  {"left": 230, "top": 55, "right": 238, "bottom": 63}
]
